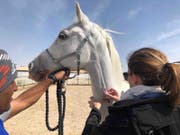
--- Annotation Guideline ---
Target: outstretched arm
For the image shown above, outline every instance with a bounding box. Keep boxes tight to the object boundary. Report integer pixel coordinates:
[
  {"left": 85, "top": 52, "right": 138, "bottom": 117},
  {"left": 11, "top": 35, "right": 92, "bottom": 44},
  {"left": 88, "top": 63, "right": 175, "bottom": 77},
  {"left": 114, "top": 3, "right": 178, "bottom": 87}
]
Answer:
[{"left": 8, "top": 71, "right": 66, "bottom": 119}]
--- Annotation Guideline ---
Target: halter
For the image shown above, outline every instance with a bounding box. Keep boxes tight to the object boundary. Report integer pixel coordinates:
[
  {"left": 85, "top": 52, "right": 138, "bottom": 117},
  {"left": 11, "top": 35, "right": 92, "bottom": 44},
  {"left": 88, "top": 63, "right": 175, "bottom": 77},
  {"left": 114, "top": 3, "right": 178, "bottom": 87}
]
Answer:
[
  {"left": 46, "top": 27, "right": 108, "bottom": 90},
  {"left": 46, "top": 31, "right": 91, "bottom": 76}
]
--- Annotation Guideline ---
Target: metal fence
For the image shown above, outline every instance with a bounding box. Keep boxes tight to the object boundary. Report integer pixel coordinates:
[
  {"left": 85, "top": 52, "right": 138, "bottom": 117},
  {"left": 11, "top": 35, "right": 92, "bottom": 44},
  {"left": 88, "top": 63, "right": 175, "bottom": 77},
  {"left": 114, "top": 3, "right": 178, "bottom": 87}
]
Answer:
[
  {"left": 66, "top": 74, "right": 91, "bottom": 85},
  {"left": 15, "top": 71, "right": 91, "bottom": 86},
  {"left": 15, "top": 71, "right": 36, "bottom": 87}
]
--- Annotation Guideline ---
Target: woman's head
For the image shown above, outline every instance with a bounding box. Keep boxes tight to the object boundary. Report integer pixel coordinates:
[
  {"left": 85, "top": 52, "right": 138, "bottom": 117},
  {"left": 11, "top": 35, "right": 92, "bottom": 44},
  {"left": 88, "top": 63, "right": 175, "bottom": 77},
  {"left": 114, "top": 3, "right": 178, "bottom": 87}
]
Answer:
[
  {"left": 127, "top": 47, "right": 180, "bottom": 105},
  {"left": 128, "top": 48, "right": 167, "bottom": 86}
]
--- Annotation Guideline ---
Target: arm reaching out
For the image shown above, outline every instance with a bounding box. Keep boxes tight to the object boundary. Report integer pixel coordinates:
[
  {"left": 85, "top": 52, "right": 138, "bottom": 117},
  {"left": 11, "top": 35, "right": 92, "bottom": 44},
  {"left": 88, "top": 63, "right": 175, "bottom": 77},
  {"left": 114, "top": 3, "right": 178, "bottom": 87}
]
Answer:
[{"left": 8, "top": 71, "right": 67, "bottom": 120}]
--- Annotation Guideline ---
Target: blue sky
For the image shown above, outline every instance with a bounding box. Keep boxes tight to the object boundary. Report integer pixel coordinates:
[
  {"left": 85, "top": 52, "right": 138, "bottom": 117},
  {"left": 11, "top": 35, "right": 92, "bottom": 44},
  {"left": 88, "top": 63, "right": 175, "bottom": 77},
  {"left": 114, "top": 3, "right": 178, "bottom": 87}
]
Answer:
[{"left": 0, "top": 0, "right": 180, "bottom": 71}]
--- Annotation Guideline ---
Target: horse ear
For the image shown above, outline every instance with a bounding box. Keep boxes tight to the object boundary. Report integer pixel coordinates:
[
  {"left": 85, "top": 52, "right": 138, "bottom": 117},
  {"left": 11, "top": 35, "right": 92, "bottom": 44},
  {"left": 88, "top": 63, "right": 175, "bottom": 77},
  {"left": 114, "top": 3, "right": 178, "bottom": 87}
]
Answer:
[{"left": 75, "top": 2, "right": 90, "bottom": 25}]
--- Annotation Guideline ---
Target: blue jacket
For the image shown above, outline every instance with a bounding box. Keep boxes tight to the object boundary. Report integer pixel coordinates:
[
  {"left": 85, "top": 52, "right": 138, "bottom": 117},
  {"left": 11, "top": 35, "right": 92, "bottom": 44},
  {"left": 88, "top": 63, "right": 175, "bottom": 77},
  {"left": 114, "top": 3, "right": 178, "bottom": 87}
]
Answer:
[{"left": 0, "top": 119, "right": 8, "bottom": 135}]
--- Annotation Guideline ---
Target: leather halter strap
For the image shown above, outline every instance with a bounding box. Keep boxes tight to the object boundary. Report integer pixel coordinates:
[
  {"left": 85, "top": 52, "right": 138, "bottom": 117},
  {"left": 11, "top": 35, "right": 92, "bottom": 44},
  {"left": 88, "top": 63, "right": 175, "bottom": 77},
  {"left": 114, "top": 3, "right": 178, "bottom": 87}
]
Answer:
[{"left": 46, "top": 31, "right": 91, "bottom": 76}]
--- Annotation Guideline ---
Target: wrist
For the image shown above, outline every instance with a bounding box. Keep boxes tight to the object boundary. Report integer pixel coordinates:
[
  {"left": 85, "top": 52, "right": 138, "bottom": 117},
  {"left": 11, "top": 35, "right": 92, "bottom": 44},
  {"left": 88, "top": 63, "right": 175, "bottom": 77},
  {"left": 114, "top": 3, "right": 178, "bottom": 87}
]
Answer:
[
  {"left": 47, "top": 73, "right": 57, "bottom": 84},
  {"left": 42, "top": 78, "right": 53, "bottom": 87}
]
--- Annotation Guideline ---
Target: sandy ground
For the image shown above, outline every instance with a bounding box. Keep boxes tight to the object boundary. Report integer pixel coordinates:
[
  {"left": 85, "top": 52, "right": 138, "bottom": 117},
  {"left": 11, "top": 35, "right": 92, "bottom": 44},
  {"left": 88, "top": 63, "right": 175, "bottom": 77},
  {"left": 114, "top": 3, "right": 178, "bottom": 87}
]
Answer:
[{"left": 5, "top": 85, "right": 92, "bottom": 135}]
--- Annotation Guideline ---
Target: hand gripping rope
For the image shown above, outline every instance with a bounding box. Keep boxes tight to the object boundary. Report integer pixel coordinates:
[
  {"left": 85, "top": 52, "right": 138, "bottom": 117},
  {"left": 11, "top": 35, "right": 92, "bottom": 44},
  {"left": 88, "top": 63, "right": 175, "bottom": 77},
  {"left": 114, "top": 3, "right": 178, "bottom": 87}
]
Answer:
[{"left": 45, "top": 68, "right": 70, "bottom": 135}]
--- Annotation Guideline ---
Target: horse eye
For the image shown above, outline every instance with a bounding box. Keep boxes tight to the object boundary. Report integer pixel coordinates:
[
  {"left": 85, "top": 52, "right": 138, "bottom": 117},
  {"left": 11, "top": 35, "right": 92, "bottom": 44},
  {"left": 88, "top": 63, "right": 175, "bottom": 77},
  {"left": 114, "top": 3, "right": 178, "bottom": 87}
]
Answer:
[{"left": 58, "top": 32, "right": 68, "bottom": 40}]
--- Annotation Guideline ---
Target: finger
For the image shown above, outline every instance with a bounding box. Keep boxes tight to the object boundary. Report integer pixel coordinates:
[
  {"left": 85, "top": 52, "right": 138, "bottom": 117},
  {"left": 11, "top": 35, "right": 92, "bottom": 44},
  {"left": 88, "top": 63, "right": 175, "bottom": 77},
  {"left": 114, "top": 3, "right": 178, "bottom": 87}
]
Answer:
[
  {"left": 105, "top": 93, "right": 115, "bottom": 99},
  {"left": 55, "top": 71, "right": 66, "bottom": 79},
  {"left": 104, "top": 91, "right": 112, "bottom": 96},
  {"left": 109, "top": 88, "right": 115, "bottom": 92},
  {"left": 106, "top": 89, "right": 111, "bottom": 93}
]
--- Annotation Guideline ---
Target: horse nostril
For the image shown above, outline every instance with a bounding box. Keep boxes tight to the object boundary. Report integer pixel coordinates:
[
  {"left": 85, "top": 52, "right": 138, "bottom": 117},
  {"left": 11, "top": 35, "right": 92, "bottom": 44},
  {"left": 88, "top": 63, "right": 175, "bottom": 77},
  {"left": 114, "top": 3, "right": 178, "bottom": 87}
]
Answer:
[{"left": 28, "top": 62, "right": 34, "bottom": 70}]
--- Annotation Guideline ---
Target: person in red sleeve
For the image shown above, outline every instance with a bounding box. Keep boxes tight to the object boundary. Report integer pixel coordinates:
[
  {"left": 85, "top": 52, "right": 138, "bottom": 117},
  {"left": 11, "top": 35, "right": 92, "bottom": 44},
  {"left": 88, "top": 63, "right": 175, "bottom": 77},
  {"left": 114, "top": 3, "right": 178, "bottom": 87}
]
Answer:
[{"left": 0, "top": 49, "right": 68, "bottom": 135}]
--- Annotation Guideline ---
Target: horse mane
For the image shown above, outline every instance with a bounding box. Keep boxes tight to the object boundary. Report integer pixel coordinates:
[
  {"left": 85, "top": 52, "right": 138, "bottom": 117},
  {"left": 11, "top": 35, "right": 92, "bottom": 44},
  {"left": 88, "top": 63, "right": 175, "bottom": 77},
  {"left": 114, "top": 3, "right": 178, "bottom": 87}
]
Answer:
[{"left": 92, "top": 23, "right": 127, "bottom": 91}]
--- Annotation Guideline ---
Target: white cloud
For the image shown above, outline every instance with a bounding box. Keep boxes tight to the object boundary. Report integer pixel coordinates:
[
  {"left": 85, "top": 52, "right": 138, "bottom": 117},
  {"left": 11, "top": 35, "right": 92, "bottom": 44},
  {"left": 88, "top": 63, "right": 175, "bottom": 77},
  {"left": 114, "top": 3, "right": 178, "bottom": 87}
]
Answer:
[
  {"left": 141, "top": 18, "right": 180, "bottom": 44},
  {"left": 33, "top": 0, "right": 67, "bottom": 29},
  {"left": 91, "top": 0, "right": 112, "bottom": 20},
  {"left": 8, "top": 0, "right": 68, "bottom": 30},
  {"left": 166, "top": 18, "right": 180, "bottom": 29},
  {"left": 139, "top": 18, "right": 180, "bottom": 63},
  {"left": 159, "top": 42, "right": 180, "bottom": 62},
  {"left": 156, "top": 18, "right": 180, "bottom": 42},
  {"left": 156, "top": 28, "right": 180, "bottom": 41},
  {"left": 127, "top": 7, "right": 142, "bottom": 19}
]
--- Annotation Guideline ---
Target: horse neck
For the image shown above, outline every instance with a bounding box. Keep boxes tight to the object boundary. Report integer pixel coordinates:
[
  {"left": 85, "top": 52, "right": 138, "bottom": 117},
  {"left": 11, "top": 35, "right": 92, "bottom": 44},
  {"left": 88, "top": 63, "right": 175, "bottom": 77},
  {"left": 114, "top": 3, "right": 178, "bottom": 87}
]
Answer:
[
  {"left": 85, "top": 52, "right": 112, "bottom": 99},
  {"left": 107, "top": 39, "right": 129, "bottom": 92},
  {"left": 84, "top": 41, "right": 125, "bottom": 99},
  {"left": 84, "top": 32, "right": 129, "bottom": 99}
]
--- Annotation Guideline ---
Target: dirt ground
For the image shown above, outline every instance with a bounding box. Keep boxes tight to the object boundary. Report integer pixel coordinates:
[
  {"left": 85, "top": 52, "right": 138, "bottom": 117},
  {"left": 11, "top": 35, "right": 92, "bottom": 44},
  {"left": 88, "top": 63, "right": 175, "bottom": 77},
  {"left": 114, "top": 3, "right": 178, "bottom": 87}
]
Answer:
[{"left": 5, "top": 85, "right": 92, "bottom": 135}]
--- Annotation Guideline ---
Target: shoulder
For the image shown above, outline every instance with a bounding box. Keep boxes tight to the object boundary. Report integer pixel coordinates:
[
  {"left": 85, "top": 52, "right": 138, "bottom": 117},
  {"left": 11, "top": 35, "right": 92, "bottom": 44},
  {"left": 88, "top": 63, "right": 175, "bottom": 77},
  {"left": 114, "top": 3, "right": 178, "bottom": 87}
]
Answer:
[
  {"left": 106, "top": 95, "right": 180, "bottom": 135},
  {"left": 109, "top": 95, "right": 171, "bottom": 113},
  {"left": 0, "top": 108, "right": 11, "bottom": 122}
]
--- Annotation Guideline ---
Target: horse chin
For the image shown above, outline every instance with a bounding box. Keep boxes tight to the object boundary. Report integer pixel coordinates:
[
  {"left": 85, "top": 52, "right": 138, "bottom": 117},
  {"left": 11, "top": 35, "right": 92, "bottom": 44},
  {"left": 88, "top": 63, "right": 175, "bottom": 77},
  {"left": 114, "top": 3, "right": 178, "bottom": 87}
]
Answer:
[{"left": 29, "top": 71, "right": 48, "bottom": 82}]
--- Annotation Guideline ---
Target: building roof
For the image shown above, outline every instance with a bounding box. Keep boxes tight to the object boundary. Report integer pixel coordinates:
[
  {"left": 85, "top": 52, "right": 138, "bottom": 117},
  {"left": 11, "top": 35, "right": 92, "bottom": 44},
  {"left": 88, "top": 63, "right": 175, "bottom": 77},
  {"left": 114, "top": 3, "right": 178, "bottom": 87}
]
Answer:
[{"left": 16, "top": 66, "right": 29, "bottom": 71}]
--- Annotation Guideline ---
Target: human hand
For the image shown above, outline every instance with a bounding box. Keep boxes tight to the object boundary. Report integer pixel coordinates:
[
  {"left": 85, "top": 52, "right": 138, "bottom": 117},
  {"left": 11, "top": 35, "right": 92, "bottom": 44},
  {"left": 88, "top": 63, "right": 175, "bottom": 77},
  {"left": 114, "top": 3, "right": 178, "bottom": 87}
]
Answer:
[
  {"left": 104, "top": 88, "right": 120, "bottom": 102},
  {"left": 88, "top": 96, "right": 102, "bottom": 110},
  {"left": 54, "top": 71, "right": 68, "bottom": 80},
  {"left": 47, "top": 68, "right": 70, "bottom": 83}
]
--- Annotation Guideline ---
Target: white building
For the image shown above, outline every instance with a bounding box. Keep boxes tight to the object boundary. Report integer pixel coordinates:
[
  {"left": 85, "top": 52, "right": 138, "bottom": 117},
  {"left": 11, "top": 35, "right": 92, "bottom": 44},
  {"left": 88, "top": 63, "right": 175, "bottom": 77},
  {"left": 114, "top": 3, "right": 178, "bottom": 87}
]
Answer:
[{"left": 15, "top": 66, "right": 35, "bottom": 87}]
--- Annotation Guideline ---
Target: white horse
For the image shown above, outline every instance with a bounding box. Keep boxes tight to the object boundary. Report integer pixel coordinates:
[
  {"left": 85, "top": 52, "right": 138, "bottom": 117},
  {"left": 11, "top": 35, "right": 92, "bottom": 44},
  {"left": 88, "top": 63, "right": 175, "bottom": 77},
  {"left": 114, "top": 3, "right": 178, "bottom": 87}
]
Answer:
[{"left": 28, "top": 2, "right": 129, "bottom": 120}]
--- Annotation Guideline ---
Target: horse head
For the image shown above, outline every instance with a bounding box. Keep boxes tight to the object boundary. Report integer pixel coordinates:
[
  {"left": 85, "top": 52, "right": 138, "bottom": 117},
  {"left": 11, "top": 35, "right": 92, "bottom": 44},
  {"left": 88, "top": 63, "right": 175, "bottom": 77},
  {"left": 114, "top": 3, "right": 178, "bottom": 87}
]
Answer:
[
  {"left": 29, "top": 2, "right": 129, "bottom": 119},
  {"left": 29, "top": 3, "right": 94, "bottom": 81}
]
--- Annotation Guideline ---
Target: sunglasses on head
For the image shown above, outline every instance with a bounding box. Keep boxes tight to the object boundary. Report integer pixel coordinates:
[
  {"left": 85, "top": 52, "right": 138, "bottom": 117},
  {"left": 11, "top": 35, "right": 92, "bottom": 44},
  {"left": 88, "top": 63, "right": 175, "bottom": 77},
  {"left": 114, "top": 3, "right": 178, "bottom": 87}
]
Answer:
[{"left": 123, "top": 72, "right": 128, "bottom": 81}]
